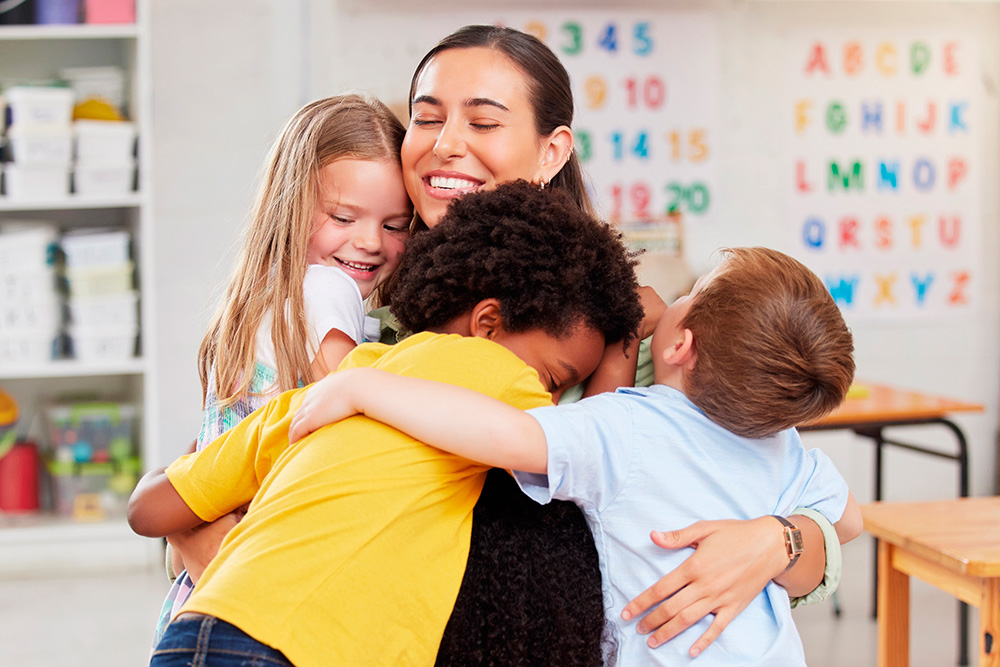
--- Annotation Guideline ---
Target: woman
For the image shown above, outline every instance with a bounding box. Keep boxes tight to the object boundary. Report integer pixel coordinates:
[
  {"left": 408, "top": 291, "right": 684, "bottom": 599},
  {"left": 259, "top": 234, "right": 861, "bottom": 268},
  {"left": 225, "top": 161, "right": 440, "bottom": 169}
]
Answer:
[
  {"left": 175, "top": 24, "right": 842, "bottom": 665},
  {"left": 381, "top": 25, "right": 842, "bottom": 665}
]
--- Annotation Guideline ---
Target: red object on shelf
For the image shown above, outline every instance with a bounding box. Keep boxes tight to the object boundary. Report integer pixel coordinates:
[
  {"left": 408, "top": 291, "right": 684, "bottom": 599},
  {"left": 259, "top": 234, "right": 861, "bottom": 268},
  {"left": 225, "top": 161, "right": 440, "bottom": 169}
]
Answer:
[
  {"left": 84, "top": 0, "right": 133, "bottom": 24},
  {"left": 0, "top": 441, "right": 40, "bottom": 512}
]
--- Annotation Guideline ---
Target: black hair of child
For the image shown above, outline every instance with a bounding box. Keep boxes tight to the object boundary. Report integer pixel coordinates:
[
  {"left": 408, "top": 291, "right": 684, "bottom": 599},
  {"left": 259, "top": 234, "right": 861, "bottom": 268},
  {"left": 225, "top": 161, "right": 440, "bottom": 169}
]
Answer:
[{"left": 389, "top": 180, "right": 643, "bottom": 349}]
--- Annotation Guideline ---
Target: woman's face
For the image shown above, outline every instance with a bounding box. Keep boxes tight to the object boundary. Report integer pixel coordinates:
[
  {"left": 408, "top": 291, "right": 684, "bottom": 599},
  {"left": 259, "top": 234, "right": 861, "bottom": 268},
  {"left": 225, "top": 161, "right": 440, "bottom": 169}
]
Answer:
[{"left": 402, "top": 47, "right": 550, "bottom": 227}]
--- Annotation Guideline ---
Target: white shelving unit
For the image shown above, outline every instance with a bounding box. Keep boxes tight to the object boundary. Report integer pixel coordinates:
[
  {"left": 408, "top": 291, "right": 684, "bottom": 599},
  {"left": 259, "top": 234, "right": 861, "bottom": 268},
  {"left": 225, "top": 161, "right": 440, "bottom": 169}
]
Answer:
[{"left": 0, "top": 3, "right": 160, "bottom": 576}]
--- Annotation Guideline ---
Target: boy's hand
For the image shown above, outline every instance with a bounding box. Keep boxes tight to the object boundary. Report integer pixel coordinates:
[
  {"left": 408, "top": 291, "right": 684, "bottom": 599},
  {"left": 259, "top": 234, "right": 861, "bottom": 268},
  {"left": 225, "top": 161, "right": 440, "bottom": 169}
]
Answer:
[
  {"left": 289, "top": 369, "right": 364, "bottom": 442},
  {"left": 167, "top": 507, "right": 244, "bottom": 584}
]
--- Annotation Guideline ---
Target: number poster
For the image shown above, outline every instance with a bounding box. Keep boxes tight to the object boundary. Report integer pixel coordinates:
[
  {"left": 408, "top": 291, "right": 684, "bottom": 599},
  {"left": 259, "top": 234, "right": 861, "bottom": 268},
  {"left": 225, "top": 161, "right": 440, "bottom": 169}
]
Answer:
[
  {"left": 334, "top": 10, "right": 720, "bottom": 226},
  {"left": 787, "top": 34, "right": 981, "bottom": 321}
]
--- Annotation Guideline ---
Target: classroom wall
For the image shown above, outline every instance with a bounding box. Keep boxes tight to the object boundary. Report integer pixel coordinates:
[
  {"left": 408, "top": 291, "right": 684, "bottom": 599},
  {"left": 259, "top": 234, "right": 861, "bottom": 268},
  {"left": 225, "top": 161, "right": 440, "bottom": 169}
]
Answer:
[{"left": 149, "top": 0, "right": 1000, "bottom": 503}]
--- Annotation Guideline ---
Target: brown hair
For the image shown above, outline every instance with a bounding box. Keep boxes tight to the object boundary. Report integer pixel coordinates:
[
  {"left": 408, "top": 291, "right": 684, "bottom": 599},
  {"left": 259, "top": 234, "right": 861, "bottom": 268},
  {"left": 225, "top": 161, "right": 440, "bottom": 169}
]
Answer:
[
  {"left": 408, "top": 24, "right": 594, "bottom": 227},
  {"left": 198, "top": 93, "right": 407, "bottom": 407},
  {"left": 682, "top": 247, "right": 855, "bottom": 438}
]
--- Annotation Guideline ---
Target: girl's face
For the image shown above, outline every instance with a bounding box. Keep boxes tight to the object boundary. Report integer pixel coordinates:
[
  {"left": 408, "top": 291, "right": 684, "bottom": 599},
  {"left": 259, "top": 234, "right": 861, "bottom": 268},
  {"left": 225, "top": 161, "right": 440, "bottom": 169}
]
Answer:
[
  {"left": 402, "top": 47, "right": 551, "bottom": 227},
  {"left": 307, "top": 159, "right": 411, "bottom": 298}
]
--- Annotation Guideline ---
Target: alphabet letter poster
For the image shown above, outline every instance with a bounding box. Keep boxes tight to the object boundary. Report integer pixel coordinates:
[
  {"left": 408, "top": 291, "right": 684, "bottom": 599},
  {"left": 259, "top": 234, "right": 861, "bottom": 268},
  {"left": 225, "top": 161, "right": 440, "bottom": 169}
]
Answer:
[{"left": 787, "top": 34, "right": 981, "bottom": 320}]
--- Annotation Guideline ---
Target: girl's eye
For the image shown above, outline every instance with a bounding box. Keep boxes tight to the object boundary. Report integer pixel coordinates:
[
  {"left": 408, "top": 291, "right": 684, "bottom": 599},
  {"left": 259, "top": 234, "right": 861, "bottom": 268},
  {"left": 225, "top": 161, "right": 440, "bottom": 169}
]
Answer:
[
  {"left": 331, "top": 215, "right": 353, "bottom": 224},
  {"left": 384, "top": 224, "right": 409, "bottom": 233},
  {"left": 470, "top": 123, "right": 499, "bottom": 131},
  {"left": 411, "top": 118, "right": 441, "bottom": 127}
]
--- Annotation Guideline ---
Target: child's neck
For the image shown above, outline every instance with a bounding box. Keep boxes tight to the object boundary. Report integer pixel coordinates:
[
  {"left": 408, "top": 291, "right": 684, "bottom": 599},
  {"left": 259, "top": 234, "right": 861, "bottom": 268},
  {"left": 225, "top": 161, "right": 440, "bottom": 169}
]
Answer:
[{"left": 652, "top": 366, "right": 687, "bottom": 394}]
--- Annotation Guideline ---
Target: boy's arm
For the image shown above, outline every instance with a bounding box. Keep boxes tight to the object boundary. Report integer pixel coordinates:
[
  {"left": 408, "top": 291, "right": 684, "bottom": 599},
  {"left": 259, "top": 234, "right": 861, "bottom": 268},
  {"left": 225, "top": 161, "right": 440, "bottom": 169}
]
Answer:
[
  {"left": 128, "top": 467, "right": 203, "bottom": 537},
  {"left": 583, "top": 286, "right": 665, "bottom": 397},
  {"left": 289, "top": 367, "right": 549, "bottom": 473}
]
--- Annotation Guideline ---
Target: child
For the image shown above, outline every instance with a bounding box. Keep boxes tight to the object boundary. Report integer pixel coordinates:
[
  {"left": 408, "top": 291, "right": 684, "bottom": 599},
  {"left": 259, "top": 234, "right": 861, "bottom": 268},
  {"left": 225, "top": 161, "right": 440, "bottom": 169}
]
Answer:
[
  {"left": 290, "top": 246, "right": 864, "bottom": 665},
  {"left": 128, "top": 181, "right": 644, "bottom": 666},
  {"left": 154, "top": 93, "right": 413, "bottom": 643}
]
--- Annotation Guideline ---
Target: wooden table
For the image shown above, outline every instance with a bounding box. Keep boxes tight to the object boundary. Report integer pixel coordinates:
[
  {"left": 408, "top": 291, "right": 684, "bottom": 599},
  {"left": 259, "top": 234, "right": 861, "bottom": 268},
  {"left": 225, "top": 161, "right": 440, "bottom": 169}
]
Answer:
[
  {"left": 802, "top": 383, "right": 984, "bottom": 664},
  {"left": 863, "top": 497, "right": 1000, "bottom": 666}
]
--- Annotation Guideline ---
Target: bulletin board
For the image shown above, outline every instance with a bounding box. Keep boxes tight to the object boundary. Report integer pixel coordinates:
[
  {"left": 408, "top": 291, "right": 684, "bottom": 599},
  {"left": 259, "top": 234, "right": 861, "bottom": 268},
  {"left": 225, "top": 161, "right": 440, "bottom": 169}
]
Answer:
[
  {"left": 329, "top": 9, "right": 720, "bottom": 226},
  {"left": 786, "top": 34, "right": 981, "bottom": 321}
]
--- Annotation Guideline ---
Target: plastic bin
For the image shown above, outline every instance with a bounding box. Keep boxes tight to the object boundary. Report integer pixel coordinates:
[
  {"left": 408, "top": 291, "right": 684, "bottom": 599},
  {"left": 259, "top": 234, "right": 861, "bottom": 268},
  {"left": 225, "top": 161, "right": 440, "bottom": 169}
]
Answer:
[
  {"left": 65, "top": 261, "right": 133, "bottom": 296},
  {"left": 7, "top": 124, "right": 74, "bottom": 163},
  {"left": 73, "top": 160, "right": 135, "bottom": 197},
  {"left": 5, "top": 86, "right": 75, "bottom": 126},
  {"left": 60, "top": 67, "right": 125, "bottom": 109},
  {"left": 61, "top": 228, "right": 130, "bottom": 268},
  {"left": 46, "top": 458, "right": 140, "bottom": 520},
  {"left": 3, "top": 162, "right": 71, "bottom": 200},
  {"left": 68, "top": 324, "right": 137, "bottom": 361},
  {"left": 0, "top": 296, "right": 61, "bottom": 335},
  {"left": 0, "top": 226, "right": 60, "bottom": 273},
  {"left": 45, "top": 401, "right": 139, "bottom": 465},
  {"left": 0, "top": 332, "right": 60, "bottom": 365},
  {"left": 84, "top": 0, "right": 134, "bottom": 24},
  {"left": 0, "top": 268, "right": 62, "bottom": 302},
  {"left": 67, "top": 290, "right": 137, "bottom": 328},
  {"left": 73, "top": 120, "right": 135, "bottom": 161}
]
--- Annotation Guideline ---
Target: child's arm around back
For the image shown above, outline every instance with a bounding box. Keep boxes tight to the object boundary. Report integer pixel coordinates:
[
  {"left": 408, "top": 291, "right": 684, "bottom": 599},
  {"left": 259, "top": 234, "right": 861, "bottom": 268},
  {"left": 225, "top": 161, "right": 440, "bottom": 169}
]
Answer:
[{"left": 289, "top": 367, "right": 549, "bottom": 473}]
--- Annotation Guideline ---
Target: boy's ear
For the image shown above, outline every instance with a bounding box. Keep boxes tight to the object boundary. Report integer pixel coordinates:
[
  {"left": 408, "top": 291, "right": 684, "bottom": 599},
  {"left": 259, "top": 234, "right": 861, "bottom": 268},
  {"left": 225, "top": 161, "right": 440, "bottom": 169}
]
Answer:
[
  {"left": 661, "top": 328, "right": 697, "bottom": 370},
  {"left": 469, "top": 298, "right": 505, "bottom": 340},
  {"left": 536, "top": 125, "right": 574, "bottom": 185}
]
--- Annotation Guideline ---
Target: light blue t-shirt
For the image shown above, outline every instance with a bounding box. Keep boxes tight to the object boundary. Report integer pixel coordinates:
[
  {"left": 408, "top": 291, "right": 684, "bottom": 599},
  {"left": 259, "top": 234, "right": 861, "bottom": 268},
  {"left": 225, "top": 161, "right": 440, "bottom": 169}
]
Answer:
[{"left": 514, "top": 384, "right": 848, "bottom": 666}]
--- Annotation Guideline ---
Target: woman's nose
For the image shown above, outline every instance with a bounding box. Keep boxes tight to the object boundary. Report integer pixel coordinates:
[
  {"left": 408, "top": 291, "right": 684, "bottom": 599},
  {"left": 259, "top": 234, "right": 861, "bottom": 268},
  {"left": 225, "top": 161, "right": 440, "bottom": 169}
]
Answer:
[{"left": 433, "top": 120, "right": 467, "bottom": 160}]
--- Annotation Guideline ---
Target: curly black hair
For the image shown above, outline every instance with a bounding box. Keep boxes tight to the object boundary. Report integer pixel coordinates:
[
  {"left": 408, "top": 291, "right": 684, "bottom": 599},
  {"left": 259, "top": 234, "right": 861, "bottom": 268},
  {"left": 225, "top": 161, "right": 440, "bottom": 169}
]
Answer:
[
  {"left": 435, "top": 470, "right": 614, "bottom": 667},
  {"left": 389, "top": 180, "right": 642, "bottom": 349}
]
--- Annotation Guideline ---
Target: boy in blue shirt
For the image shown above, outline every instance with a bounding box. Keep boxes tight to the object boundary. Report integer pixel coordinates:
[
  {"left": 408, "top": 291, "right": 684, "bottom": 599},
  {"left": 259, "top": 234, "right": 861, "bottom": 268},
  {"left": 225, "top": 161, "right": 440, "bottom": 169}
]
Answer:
[{"left": 291, "top": 246, "right": 863, "bottom": 666}]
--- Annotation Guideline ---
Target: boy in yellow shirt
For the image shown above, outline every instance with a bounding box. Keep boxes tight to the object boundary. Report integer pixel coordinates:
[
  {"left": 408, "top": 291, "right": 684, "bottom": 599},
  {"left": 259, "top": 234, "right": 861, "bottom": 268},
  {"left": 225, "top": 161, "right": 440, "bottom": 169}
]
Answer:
[{"left": 128, "top": 181, "right": 643, "bottom": 667}]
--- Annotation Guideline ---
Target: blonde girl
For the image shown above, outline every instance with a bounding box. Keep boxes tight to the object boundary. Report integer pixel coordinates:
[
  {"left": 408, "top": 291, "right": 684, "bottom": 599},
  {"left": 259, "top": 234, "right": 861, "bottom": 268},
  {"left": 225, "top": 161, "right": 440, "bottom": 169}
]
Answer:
[{"left": 153, "top": 93, "right": 411, "bottom": 643}]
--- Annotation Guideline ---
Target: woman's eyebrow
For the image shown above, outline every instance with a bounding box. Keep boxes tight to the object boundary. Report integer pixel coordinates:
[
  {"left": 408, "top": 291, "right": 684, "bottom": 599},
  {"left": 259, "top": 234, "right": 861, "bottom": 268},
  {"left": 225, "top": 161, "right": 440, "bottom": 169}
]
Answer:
[
  {"left": 464, "top": 97, "right": 509, "bottom": 112},
  {"left": 411, "top": 94, "right": 509, "bottom": 113}
]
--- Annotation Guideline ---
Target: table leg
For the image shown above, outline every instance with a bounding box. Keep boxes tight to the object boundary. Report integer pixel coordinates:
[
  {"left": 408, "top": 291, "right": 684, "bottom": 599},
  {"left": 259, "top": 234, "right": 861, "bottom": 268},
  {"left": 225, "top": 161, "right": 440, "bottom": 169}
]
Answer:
[
  {"left": 982, "top": 579, "right": 1000, "bottom": 667},
  {"left": 878, "top": 541, "right": 909, "bottom": 667}
]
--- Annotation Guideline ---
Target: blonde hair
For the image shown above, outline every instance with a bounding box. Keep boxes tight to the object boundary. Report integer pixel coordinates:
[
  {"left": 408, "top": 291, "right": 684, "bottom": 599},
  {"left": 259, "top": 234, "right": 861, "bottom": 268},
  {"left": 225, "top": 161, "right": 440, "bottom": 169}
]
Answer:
[{"left": 198, "top": 93, "right": 406, "bottom": 407}]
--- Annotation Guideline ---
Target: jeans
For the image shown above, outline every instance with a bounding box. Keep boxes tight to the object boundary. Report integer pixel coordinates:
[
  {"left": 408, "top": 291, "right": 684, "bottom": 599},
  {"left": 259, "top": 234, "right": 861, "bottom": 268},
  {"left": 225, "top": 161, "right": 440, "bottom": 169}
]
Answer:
[{"left": 150, "top": 613, "right": 293, "bottom": 666}]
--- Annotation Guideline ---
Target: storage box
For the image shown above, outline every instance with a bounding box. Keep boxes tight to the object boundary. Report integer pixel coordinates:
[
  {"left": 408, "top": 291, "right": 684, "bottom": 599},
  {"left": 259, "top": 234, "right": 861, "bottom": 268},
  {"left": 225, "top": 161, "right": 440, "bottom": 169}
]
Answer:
[
  {"left": 0, "top": 296, "right": 61, "bottom": 335},
  {"left": 5, "top": 87, "right": 75, "bottom": 126},
  {"left": 7, "top": 124, "right": 74, "bottom": 163},
  {"left": 67, "top": 290, "right": 137, "bottom": 328},
  {"left": 73, "top": 160, "right": 135, "bottom": 197},
  {"left": 45, "top": 402, "right": 139, "bottom": 465},
  {"left": 65, "top": 261, "right": 133, "bottom": 296},
  {"left": 0, "top": 332, "right": 60, "bottom": 366},
  {"left": 84, "top": 0, "right": 134, "bottom": 24},
  {"left": 46, "top": 458, "right": 140, "bottom": 520},
  {"left": 59, "top": 67, "right": 125, "bottom": 109},
  {"left": 68, "top": 325, "right": 137, "bottom": 361},
  {"left": 0, "top": 226, "right": 60, "bottom": 273},
  {"left": 0, "top": 268, "right": 62, "bottom": 302},
  {"left": 61, "top": 228, "right": 130, "bottom": 268},
  {"left": 3, "top": 162, "right": 72, "bottom": 201},
  {"left": 73, "top": 120, "right": 134, "bottom": 161}
]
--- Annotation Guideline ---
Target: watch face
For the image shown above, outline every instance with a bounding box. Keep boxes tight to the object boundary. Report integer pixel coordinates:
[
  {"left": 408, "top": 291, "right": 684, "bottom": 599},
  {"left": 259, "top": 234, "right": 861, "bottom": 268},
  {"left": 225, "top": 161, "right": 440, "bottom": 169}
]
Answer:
[{"left": 789, "top": 529, "right": 805, "bottom": 555}]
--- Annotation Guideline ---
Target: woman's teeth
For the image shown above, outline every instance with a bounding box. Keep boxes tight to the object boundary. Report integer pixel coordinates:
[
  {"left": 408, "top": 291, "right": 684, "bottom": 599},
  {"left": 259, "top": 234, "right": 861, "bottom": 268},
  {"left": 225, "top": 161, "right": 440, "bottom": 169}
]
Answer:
[{"left": 429, "top": 176, "right": 479, "bottom": 190}]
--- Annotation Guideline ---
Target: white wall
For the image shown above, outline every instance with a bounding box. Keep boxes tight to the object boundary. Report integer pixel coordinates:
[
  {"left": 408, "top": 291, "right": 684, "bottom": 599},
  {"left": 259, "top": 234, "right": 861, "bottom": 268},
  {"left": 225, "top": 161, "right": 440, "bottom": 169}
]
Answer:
[{"left": 148, "top": 0, "right": 999, "bottom": 503}]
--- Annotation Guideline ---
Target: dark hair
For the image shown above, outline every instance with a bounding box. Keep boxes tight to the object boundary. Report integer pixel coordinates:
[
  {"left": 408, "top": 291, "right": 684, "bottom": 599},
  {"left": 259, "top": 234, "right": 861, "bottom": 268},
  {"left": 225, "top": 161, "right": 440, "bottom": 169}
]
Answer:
[
  {"left": 435, "top": 470, "right": 611, "bottom": 666},
  {"left": 682, "top": 247, "right": 856, "bottom": 438},
  {"left": 409, "top": 25, "right": 593, "bottom": 219},
  {"left": 389, "top": 180, "right": 641, "bottom": 348}
]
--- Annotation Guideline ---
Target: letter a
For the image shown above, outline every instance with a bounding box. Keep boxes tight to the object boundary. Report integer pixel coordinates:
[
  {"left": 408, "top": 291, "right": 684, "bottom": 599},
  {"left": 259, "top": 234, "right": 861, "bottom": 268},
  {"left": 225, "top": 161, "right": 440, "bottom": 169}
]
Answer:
[{"left": 805, "top": 43, "right": 831, "bottom": 75}]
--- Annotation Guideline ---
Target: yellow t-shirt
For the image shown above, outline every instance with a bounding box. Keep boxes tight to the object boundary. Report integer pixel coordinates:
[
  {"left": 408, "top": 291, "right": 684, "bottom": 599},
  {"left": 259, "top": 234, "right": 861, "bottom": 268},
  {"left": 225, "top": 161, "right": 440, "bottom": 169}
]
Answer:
[{"left": 166, "top": 332, "right": 552, "bottom": 667}]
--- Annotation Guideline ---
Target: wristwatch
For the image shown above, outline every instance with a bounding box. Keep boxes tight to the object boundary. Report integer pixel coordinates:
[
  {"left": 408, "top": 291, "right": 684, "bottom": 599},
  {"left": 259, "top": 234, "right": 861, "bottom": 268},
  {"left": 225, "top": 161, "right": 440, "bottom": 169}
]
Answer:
[{"left": 771, "top": 515, "right": 804, "bottom": 572}]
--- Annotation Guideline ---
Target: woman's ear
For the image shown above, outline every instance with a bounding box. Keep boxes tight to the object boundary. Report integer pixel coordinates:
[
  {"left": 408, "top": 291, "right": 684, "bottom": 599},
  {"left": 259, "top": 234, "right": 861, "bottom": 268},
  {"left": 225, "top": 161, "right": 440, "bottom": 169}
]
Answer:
[
  {"left": 536, "top": 125, "right": 574, "bottom": 185},
  {"left": 469, "top": 298, "right": 505, "bottom": 340}
]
